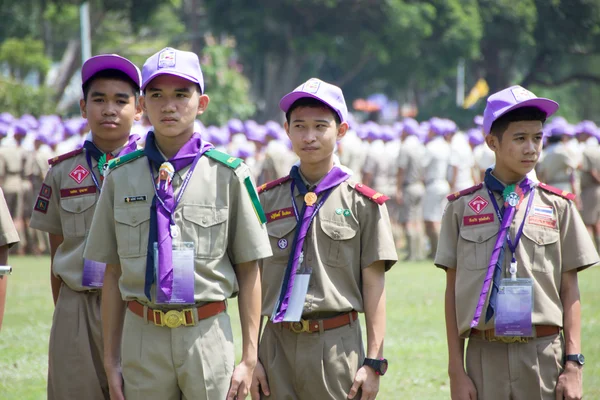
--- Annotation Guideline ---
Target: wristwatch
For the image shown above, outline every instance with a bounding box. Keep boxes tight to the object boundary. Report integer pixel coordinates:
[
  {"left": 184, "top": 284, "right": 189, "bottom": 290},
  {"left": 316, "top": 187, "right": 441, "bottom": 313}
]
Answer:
[
  {"left": 565, "top": 354, "right": 585, "bottom": 366},
  {"left": 363, "top": 358, "right": 388, "bottom": 376}
]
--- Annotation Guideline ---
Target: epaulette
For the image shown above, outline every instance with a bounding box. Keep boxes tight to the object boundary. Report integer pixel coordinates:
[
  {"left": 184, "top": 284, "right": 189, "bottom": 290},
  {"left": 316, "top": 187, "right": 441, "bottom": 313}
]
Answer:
[
  {"left": 48, "top": 148, "right": 83, "bottom": 166},
  {"left": 204, "top": 148, "right": 242, "bottom": 169},
  {"left": 447, "top": 183, "right": 483, "bottom": 202},
  {"left": 538, "top": 182, "right": 576, "bottom": 201},
  {"left": 107, "top": 149, "right": 145, "bottom": 170},
  {"left": 258, "top": 175, "right": 291, "bottom": 194},
  {"left": 352, "top": 183, "right": 389, "bottom": 205}
]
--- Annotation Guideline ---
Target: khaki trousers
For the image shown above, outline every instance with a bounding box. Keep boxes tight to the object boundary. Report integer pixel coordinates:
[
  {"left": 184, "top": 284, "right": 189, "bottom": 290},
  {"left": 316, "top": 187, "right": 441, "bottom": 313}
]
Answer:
[
  {"left": 122, "top": 308, "right": 235, "bottom": 400},
  {"left": 259, "top": 319, "right": 364, "bottom": 400},
  {"left": 47, "top": 284, "right": 108, "bottom": 400},
  {"left": 466, "top": 334, "right": 564, "bottom": 400}
]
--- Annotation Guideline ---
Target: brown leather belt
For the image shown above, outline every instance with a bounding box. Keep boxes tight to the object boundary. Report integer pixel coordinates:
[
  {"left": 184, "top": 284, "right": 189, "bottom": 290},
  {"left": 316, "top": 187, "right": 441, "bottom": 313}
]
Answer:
[
  {"left": 470, "top": 325, "right": 560, "bottom": 343},
  {"left": 279, "top": 311, "right": 358, "bottom": 333},
  {"left": 127, "top": 300, "right": 226, "bottom": 328}
]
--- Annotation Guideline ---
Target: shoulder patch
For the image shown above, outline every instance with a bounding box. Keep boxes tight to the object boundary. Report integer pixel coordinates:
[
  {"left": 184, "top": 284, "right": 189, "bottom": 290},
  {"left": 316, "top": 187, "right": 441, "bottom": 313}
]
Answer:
[
  {"left": 352, "top": 183, "right": 389, "bottom": 205},
  {"left": 107, "top": 149, "right": 145, "bottom": 170},
  {"left": 205, "top": 149, "right": 242, "bottom": 169},
  {"left": 447, "top": 183, "right": 483, "bottom": 202},
  {"left": 538, "top": 182, "right": 576, "bottom": 201},
  {"left": 48, "top": 148, "right": 83, "bottom": 166},
  {"left": 257, "top": 175, "right": 291, "bottom": 194}
]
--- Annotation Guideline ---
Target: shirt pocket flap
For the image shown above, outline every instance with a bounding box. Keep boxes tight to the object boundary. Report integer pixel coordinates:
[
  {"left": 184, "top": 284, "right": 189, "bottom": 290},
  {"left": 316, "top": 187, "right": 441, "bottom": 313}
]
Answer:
[
  {"left": 115, "top": 207, "right": 151, "bottom": 227},
  {"left": 60, "top": 195, "right": 96, "bottom": 214},
  {"left": 267, "top": 219, "right": 297, "bottom": 239},
  {"left": 182, "top": 205, "right": 228, "bottom": 227},
  {"left": 320, "top": 219, "right": 357, "bottom": 241},
  {"left": 460, "top": 226, "right": 498, "bottom": 243},
  {"left": 523, "top": 226, "right": 560, "bottom": 245}
]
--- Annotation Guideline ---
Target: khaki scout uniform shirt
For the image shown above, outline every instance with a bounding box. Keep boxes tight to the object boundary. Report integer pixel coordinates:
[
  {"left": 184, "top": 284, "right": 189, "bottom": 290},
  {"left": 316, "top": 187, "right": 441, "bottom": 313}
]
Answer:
[
  {"left": 30, "top": 144, "right": 134, "bottom": 292},
  {"left": 580, "top": 146, "right": 600, "bottom": 190},
  {"left": 537, "top": 143, "right": 577, "bottom": 189},
  {"left": 83, "top": 152, "right": 272, "bottom": 306},
  {"left": 435, "top": 183, "right": 599, "bottom": 337},
  {"left": 0, "top": 145, "right": 25, "bottom": 194},
  {"left": 397, "top": 135, "right": 424, "bottom": 186},
  {"left": 259, "top": 174, "right": 398, "bottom": 318},
  {"left": 0, "top": 188, "right": 19, "bottom": 247}
]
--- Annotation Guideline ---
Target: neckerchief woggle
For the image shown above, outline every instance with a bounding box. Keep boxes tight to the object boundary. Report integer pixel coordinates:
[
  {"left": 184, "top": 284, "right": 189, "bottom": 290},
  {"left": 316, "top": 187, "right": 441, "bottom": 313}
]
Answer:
[
  {"left": 143, "top": 131, "right": 214, "bottom": 302},
  {"left": 271, "top": 165, "right": 350, "bottom": 322},
  {"left": 83, "top": 134, "right": 140, "bottom": 190},
  {"left": 471, "top": 169, "right": 536, "bottom": 327}
]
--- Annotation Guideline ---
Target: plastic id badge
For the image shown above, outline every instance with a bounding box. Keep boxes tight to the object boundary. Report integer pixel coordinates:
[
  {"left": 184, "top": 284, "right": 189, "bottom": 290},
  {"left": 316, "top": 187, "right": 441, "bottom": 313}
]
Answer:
[
  {"left": 283, "top": 266, "right": 312, "bottom": 322},
  {"left": 494, "top": 278, "right": 534, "bottom": 337},
  {"left": 154, "top": 242, "right": 195, "bottom": 305},
  {"left": 82, "top": 259, "right": 107, "bottom": 288}
]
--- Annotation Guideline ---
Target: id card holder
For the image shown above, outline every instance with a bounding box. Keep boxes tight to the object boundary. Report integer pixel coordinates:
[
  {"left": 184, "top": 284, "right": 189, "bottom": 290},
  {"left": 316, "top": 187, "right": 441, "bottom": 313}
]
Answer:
[
  {"left": 154, "top": 242, "right": 195, "bottom": 305},
  {"left": 82, "top": 259, "right": 107, "bottom": 288},
  {"left": 282, "top": 266, "right": 312, "bottom": 322},
  {"left": 494, "top": 278, "right": 534, "bottom": 337}
]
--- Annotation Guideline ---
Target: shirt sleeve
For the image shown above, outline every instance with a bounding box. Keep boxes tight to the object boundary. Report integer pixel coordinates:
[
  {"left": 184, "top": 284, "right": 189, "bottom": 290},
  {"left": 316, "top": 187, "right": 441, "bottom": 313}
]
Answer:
[
  {"left": 29, "top": 167, "right": 63, "bottom": 235},
  {"left": 358, "top": 197, "right": 398, "bottom": 271},
  {"left": 559, "top": 199, "right": 599, "bottom": 272},
  {"left": 227, "top": 164, "right": 273, "bottom": 265},
  {"left": 0, "top": 189, "right": 19, "bottom": 247},
  {"left": 434, "top": 202, "right": 460, "bottom": 270}
]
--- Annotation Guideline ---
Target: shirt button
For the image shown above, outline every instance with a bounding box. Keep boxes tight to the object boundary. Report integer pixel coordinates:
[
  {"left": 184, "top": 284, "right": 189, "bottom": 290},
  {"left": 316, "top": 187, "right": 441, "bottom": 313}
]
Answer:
[
  {"left": 76, "top": 206, "right": 81, "bottom": 212},
  {"left": 334, "top": 231, "right": 340, "bottom": 239},
  {"left": 132, "top": 217, "right": 137, "bottom": 223},
  {"left": 477, "top": 235, "right": 482, "bottom": 242},
  {"left": 202, "top": 218, "right": 208, "bottom": 224}
]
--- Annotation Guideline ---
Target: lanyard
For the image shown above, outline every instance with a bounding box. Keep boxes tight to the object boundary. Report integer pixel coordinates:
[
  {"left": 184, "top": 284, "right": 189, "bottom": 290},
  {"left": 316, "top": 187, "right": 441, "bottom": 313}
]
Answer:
[
  {"left": 289, "top": 181, "right": 334, "bottom": 224},
  {"left": 85, "top": 151, "right": 102, "bottom": 191}
]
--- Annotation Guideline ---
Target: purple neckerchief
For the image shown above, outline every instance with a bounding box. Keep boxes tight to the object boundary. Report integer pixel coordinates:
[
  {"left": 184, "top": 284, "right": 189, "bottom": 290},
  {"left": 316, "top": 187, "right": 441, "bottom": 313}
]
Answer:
[
  {"left": 83, "top": 134, "right": 140, "bottom": 190},
  {"left": 271, "top": 165, "right": 350, "bottom": 322},
  {"left": 471, "top": 171, "right": 536, "bottom": 327},
  {"left": 146, "top": 132, "right": 214, "bottom": 303}
]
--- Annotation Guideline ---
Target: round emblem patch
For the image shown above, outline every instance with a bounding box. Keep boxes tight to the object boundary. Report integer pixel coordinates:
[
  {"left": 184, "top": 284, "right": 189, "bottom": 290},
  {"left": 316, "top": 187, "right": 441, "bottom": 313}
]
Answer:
[
  {"left": 278, "top": 238, "right": 288, "bottom": 249},
  {"left": 507, "top": 192, "right": 520, "bottom": 207},
  {"left": 343, "top": 209, "right": 351, "bottom": 217},
  {"left": 335, "top": 208, "right": 343, "bottom": 215}
]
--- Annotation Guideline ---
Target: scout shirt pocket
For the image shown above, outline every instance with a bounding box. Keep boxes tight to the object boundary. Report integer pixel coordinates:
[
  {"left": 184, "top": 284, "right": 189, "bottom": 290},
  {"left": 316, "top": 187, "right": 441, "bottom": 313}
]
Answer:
[
  {"left": 266, "top": 218, "right": 297, "bottom": 264},
  {"left": 59, "top": 195, "right": 96, "bottom": 237},
  {"left": 522, "top": 225, "right": 560, "bottom": 273},
  {"left": 458, "top": 225, "right": 498, "bottom": 270},
  {"left": 181, "top": 205, "right": 228, "bottom": 259},
  {"left": 114, "top": 206, "right": 151, "bottom": 258},
  {"left": 319, "top": 218, "right": 358, "bottom": 268}
]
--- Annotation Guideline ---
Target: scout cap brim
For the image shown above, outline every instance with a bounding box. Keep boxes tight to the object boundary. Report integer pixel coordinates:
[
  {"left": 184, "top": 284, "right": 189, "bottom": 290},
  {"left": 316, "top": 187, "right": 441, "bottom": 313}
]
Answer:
[
  {"left": 279, "top": 92, "right": 345, "bottom": 124},
  {"left": 484, "top": 98, "right": 558, "bottom": 135},
  {"left": 82, "top": 54, "right": 141, "bottom": 89}
]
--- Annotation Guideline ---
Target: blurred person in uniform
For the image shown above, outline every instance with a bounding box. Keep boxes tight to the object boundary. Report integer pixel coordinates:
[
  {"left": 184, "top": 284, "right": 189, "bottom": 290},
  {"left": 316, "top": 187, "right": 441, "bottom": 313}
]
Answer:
[
  {"left": 396, "top": 118, "right": 425, "bottom": 260},
  {"left": 466, "top": 128, "right": 486, "bottom": 184},
  {"left": 449, "top": 121, "right": 477, "bottom": 192},
  {"left": 436, "top": 85, "right": 598, "bottom": 400},
  {"left": 575, "top": 120, "right": 599, "bottom": 148},
  {"left": 578, "top": 121, "right": 600, "bottom": 251},
  {"left": 337, "top": 116, "right": 367, "bottom": 181},
  {"left": 83, "top": 47, "right": 271, "bottom": 400},
  {"left": 0, "top": 186, "right": 20, "bottom": 331},
  {"left": 261, "top": 121, "right": 298, "bottom": 184},
  {"left": 29, "top": 54, "right": 143, "bottom": 400},
  {"left": 422, "top": 117, "right": 452, "bottom": 258},
  {"left": 537, "top": 121, "right": 579, "bottom": 195},
  {"left": 252, "top": 77, "right": 397, "bottom": 400}
]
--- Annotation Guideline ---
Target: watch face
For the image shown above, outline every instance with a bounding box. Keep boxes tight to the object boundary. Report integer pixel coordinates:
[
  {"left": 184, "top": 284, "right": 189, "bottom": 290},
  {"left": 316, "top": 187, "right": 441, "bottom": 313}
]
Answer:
[
  {"left": 379, "top": 359, "right": 389, "bottom": 375},
  {"left": 578, "top": 354, "right": 585, "bottom": 365}
]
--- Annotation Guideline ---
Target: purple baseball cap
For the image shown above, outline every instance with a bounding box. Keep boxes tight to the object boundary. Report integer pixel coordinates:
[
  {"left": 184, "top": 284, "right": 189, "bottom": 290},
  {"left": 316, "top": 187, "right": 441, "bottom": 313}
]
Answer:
[
  {"left": 483, "top": 85, "right": 559, "bottom": 135},
  {"left": 82, "top": 54, "right": 141, "bottom": 89},
  {"left": 279, "top": 78, "right": 348, "bottom": 123},
  {"left": 141, "top": 47, "right": 204, "bottom": 92},
  {"left": 402, "top": 118, "right": 420, "bottom": 136},
  {"left": 575, "top": 120, "right": 598, "bottom": 136},
  {"left": 467, "top": 128, "right": 485, "bottom": 146}
]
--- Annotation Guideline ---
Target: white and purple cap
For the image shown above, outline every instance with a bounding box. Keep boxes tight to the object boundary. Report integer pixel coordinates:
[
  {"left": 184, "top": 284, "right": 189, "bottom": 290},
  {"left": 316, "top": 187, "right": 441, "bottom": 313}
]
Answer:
[
  {"left": 82, "top": 54, "right": 142, "bottom": 89},
  {"left": 279, "top": 78, "right": 348, "bottom": 123},
  {"left": 483, "top": 85, "right": 559, "bottom": 135},
  {"left": 142, "top": 47, "right": 204, "bottom": 92}
]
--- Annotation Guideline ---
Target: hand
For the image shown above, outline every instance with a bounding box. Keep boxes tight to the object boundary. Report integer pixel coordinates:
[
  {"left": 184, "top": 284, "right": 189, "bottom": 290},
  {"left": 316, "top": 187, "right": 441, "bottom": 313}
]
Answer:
[
  {"left": 348, "top": 365, "right": 380, "bottom": 400},
  {"left": 250, "top": 360, "right": 270, "bottom": 400},
  {"left": 105, "top": 366, "right": 125, "bottom": 400},
  {"left": 227, "top": 359, "right": 256, "bottom": 400},
  {"left": 556, "top": 362, "right": 583, "bottom": 400},
  {"left": 449, "top": 371, "right": 477, "bottom": 400}
]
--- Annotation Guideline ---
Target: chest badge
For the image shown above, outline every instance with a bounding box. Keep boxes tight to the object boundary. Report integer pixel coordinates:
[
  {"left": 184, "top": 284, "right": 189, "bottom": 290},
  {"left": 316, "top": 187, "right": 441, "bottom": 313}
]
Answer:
[
  {"left": 69, "top": 164, "right": 90, "bottom": 184},
  {"left": 278, "top": 238, "right": 288, "bottom": 249},
  {"left": 468, "top": 195, "right": 489, "bottom": 214}
]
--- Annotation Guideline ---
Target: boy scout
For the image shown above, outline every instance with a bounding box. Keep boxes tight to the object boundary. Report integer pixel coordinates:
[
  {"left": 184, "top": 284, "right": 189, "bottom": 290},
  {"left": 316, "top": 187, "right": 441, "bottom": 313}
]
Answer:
[
  {"left": 0, "top": 187, "right": 20, "bottom": 331},
  {"left": 29, "top": 53, "right": 143, "bottom": 400},
  {"left": 252, "top": 78, "right": 398, "bottom": 400},
  {"left": 577, "top": 122, "right": 600, "bottom": 251},
  {"left": 435, "top": 85, "right": 599, "bottom": 400},
  {"left": 83, "top": 47, "right": 271, "bottom": 400}
]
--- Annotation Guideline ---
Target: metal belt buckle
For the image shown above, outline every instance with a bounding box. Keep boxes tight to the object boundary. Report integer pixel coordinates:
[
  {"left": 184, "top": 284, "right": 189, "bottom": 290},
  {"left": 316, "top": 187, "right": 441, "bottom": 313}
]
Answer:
[
  {"left": 163, "top": 310, "right": 184, "bottom": 328},
  {"left": 290, "top": 319, "right": 310, "bottom": 333},
  {"left": 497, "top": 336, "right": 528, "bottom": 344}
]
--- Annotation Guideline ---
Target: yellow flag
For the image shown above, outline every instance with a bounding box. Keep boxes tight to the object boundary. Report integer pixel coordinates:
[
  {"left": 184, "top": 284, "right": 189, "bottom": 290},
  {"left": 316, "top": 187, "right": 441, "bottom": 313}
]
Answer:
[{"left": 463, "top": 79, "right": 489, "bottom": 109}]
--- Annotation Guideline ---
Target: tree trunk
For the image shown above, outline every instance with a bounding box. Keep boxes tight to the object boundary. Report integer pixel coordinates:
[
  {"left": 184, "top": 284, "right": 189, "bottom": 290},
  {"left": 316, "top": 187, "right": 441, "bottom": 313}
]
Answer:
[{"left": 49, "top": 39, "right": 81, "bottom": 106}]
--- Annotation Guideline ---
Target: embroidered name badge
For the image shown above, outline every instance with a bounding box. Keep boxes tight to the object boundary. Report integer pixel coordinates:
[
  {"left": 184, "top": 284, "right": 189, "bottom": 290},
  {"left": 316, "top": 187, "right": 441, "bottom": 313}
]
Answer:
[
  {"left": 39, "top": 184, "right": 52, "bottom": 199},
  {"left": 60, "top": 185, "right": 97, "bottom": 198},
  {"left": 528, "top": 216, "right": 557, "bottom": 228},
  {"left": 34, "top": 197, "right": 49, "bottom": 214},
  {"left": 468, "top": 195, "right": 489, "bottom": 214},
  {"left": 267, "top": 207, "right": 294, "bottom": 223},
  {"left": 124, "top": 195, "right": 147, "bottom": 203},
  {"left": 532, "top": 205, "right": 553, "bottom": 219},
  {"left": 69, "top": 164, "right": 90, "bottom": 184},
  {"left": 463, "top": 213, "right": 494, "bottom": 226}
]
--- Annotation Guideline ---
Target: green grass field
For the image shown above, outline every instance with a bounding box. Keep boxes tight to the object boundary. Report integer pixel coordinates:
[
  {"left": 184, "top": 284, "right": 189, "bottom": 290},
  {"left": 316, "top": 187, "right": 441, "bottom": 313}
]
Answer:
[{"left": 1, "top": 256, "right": 599, "bottom": 399}]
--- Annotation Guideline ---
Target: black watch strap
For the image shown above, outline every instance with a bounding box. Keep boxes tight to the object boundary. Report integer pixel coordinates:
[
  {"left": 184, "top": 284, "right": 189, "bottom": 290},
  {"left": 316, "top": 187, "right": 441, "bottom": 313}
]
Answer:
[
  {"left": 363, "top": 358, "right": 388, "bottom": 376},
  {"left": 565, "top": 354, "right": 585, "bottom": 366}
]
